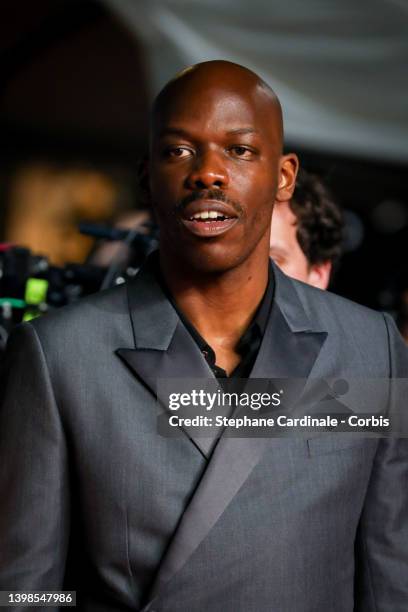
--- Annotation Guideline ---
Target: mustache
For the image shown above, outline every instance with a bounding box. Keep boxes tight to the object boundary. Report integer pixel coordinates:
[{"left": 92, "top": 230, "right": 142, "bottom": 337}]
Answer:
[{"left": 175, "top": 190, "right": 243, "bottom": 215}]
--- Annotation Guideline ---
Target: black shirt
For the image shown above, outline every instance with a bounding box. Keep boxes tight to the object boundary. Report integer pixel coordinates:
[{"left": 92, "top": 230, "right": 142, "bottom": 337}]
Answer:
[{"left": 159, "top": 263, "right": 274, "bottom": 379}]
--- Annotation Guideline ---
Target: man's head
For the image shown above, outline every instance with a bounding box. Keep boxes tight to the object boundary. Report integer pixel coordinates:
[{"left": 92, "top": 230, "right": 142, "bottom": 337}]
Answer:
[
  {"left": 269, "top": 169, "right": 343, "bottom": 289},
  {"left": 148, "top": 60, "right": 298, "bottom": 274}
]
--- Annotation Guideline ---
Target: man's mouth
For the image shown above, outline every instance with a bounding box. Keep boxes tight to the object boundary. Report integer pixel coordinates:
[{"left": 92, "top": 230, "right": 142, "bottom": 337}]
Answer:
[
  {"left": 189, "top": 210, "right": 234, "bottom": 222},
  {"left": 179, "top": 200, "right": 239, "bottom": 237}
]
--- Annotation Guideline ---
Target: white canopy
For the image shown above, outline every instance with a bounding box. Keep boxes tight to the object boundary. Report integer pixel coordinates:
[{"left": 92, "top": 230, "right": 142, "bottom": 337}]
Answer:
[{"left": 103, "top": 0, "right": 408, "bottom": 162}]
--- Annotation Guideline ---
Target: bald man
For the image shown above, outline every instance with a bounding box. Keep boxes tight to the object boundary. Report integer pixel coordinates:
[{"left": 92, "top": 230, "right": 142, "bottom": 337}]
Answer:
[{"left": 1, "top": 61, "right": 407, "bottom": 612}]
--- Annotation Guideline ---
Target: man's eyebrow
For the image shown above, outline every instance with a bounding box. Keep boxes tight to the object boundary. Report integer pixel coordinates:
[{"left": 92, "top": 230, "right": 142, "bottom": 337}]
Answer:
[
  {"left": 158, "top": 127, "right": 192, "bottom": 138},
  {"left": 227, "top": 127, "right": 258, "bottom": 136},
  {"left": 158, "top": 127, "right": 259, "bottom": 138}
]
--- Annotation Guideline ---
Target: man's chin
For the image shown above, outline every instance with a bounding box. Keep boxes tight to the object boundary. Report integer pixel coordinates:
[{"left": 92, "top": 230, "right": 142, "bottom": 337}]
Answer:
[{"left": 173, "top": 247, "right": 243, "bottom": 276}]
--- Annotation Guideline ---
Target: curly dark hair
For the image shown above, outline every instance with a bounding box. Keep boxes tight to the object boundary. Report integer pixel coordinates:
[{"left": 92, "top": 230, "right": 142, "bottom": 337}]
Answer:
[{"left": 289, "top": 168, "right": 344, "bottom": 266}]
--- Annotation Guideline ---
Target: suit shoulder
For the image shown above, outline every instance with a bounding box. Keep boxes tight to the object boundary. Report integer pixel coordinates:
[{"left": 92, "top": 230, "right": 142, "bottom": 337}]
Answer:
[
  {"left": 28, "top": 283, "right": 130, "bottom": 344},
  {"left": 292, "top": 279, "right": 386, "bottom": 332}
]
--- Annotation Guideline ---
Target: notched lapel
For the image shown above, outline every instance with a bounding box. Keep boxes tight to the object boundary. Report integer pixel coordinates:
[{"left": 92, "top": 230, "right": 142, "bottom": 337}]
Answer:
[
  {"left": 251, "top": 263, "right": 328, "bottom": 381},
  {"left": 115, "top": 257, "right": 224, "bottom": 458},
  {"left": 116, "top": 323, "right": 224, "bottom": 458},
  {"left": 251, "top": 299, "right": 327, "bottom": 380}
]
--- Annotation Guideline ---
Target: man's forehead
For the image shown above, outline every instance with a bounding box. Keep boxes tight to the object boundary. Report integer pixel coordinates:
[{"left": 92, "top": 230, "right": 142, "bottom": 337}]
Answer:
[
  {"left": 151, "top": 61, "right": 283, "bottom": 142},
  {"left": 158, "top": 89, "right": 270, "bottom": 126}
]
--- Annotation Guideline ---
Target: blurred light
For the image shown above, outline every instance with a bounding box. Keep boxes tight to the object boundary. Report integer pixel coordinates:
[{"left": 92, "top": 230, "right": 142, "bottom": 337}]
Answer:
[
  {"left": 343, "top": 210, "right": 365, "bottom": 253},
  {"left": 371, "top": 200, "right": 408, "bottom": 234}
]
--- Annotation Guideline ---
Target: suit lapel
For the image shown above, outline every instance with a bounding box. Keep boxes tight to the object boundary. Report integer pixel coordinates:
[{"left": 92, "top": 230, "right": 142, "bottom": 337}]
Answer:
[
  {"left": 143, "top": 261, "right": 328, "bottom": 609},
  {"left": 249, "top": 263, "right": 328, "bottom": 398},
  {"left": 116, "top": 255, "right": 224, "bottom": 458}
]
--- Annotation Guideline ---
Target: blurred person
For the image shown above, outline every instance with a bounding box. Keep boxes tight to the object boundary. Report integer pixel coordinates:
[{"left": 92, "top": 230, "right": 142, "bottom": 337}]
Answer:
[
  {"left": 88, "top": 160, "right": 153, "bottom": 269},
  {"left": 270, "top": 168, "right": 343, "bottom": 289},
  {"left": 1, "top": 60, "right": 408, "bottom": 612},
  {"left": 88, "top": 208, "right": 152, "bottom": 268}
]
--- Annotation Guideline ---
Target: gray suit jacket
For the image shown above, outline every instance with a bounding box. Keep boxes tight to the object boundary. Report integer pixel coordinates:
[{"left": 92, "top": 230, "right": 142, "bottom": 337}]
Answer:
[{"left": 1, "top": 256, "right": 407, "bottom": 612}]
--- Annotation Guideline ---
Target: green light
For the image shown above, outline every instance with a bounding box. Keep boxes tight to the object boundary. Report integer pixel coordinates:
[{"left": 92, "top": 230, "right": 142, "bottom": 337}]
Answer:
[
  {"left": 0, "top": 298, "right": 26, "bottom": 308},
  {"left": 23, "top": 311, "right": 41, "bottom": 322},
  {"left": 25, "top": 278, "right": 49, "bottom": 305}
]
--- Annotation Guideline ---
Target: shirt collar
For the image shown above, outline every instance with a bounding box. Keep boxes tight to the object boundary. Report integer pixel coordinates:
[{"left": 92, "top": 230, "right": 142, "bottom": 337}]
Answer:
[{"left": 156, "top": 257, "right": 275, "bottom": 356}]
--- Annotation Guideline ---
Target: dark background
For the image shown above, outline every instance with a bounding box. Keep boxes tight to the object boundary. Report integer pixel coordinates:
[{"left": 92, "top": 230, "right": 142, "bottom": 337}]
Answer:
[{"left": 0, "top": 0, "right": 407, "bottom": 311}]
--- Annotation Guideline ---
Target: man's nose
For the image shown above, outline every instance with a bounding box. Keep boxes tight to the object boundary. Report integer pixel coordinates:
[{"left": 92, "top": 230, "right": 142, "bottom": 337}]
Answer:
[{"left": 185, "top": 150, "right": 229, "bottom": 190}]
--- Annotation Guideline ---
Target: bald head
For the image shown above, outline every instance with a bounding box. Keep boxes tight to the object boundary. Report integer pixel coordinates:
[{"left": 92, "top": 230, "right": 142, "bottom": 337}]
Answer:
[
  {"left": 152, "top": 60, "right": 284, "bottom": 149},
  {"left": 148, "top": 59, "right": 298, "bottom": 277}
]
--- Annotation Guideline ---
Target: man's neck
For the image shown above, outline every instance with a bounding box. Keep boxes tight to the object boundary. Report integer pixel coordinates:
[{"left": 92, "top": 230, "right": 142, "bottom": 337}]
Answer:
[{"left": 159, "top": 251, "right": 270, "bottom": 354}]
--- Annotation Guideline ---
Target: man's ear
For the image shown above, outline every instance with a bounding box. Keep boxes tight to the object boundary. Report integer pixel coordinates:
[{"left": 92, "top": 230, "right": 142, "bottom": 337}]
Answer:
[
  {"left": 276, "top": 153, "right": 299, "bottom": 203},
  {"left": 307, "top": 261, "right": 332, "bottom": 290}
]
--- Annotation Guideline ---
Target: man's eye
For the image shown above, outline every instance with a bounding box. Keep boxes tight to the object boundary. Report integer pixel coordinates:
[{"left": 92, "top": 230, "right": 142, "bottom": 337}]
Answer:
[
  {"left": 229, "top": 146, "right": 255, "bottom": 159},
  {"left": 165, "top": 147, "right": 192, "bottom": 158}
]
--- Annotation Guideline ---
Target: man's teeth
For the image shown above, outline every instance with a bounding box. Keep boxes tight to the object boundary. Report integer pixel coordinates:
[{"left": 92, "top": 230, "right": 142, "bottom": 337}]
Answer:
[{"left": 190, "top": 211, "right": 230, "bottom": 221}]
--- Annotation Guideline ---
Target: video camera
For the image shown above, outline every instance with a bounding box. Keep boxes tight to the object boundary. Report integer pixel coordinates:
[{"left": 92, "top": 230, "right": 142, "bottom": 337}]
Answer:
[{"left": 0, "top": 222, "right": 158, "bottom": 353}]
